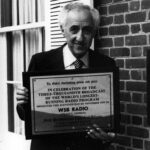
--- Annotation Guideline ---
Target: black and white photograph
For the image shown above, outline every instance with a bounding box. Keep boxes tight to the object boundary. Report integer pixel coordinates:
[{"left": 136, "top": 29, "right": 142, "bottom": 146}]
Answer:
[{"left": 0, "top": 0, "right": 150, "bottom": 150}]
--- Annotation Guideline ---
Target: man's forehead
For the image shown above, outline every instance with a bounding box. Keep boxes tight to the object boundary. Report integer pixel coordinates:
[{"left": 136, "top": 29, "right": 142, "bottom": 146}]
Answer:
[
  {"left": 66, "top": 9, "right": 93, "bottom": 25},
  {"left": 68, "top": 22, "right": 93, "bottom": 28}
]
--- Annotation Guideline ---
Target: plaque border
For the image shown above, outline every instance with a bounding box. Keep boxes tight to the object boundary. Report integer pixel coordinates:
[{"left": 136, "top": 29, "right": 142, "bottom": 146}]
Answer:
[{"left": 23, "top": 67, "right": 120, "bottom": 139}]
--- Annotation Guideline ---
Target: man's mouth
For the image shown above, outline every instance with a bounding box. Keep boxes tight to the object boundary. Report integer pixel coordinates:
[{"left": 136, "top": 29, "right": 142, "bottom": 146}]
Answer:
[{"left": 74, "top": 42, "right": 84, "bottom": 47}]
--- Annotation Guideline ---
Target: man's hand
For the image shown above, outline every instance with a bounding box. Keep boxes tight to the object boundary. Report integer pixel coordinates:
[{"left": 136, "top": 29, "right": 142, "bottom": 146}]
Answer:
[
  {"left": 16, "top": 86, "right": 29, "bottom": 103},
  {"left": 87, "top": 124, "right": 116, "bottom": 143}
]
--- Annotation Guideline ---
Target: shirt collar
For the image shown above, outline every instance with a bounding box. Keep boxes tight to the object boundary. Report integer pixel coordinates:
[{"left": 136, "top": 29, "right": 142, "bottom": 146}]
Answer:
[{"left": 63, "top": 45, "right": 89, "bottom": 68}]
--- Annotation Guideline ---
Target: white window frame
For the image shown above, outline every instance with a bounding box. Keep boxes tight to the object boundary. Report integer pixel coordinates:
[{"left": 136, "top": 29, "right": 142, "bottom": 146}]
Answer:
[{"left": 0, "top": 34, "right": 8, "bottom": 141}]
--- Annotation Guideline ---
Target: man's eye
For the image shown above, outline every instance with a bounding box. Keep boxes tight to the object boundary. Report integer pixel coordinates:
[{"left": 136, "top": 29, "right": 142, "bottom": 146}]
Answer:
[
  {"left": 83, "top": 27, "right": 92, "bottom": 34},
  {"left": 84, "top": 30, "right": 90, "bottom": 34},
  {"left": 70, "top": 26, "right": 79, "bottom": 33}
]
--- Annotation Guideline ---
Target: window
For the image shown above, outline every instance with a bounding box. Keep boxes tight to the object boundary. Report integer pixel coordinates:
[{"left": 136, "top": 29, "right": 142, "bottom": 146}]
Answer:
[
  {"left": 6, "top": 28, "right": 44, "bottom": 134},
  {"left": 0, "top": 0, "right": 45, "bottom": 137}
]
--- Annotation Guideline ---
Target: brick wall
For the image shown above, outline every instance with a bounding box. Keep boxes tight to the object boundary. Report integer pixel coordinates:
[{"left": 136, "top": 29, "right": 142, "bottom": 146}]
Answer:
[{"left": 94, "top": 0, "right": 150, "bottom": 150}]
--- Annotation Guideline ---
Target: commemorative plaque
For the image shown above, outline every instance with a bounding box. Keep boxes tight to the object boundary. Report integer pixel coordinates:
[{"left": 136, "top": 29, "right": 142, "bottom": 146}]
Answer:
[{"left": 23, "top": 68, "right": 120, "bottom": 139}]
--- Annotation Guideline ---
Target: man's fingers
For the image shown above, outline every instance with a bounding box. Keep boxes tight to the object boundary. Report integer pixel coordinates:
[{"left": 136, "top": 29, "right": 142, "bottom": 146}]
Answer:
[
  {"left": 16, "top": 87, "right": 29, "bottom": 101},
  {"left": 16, "top": 95, "right": 28, "bottom": 101},
  {"left": 16, "top": 90, "right": 28, "bottom": 96},
  {"left": 86, "top": 124, "right": 116, "bottom": 142},
  {"left": 87, "top": 128, "right": 106, "bottom": 140},
  {"left": 87, "top": 130, "right": 97, "bottom": 139},
  {"left": 17, "top": 87, "right": 28, "bottom": 92}
]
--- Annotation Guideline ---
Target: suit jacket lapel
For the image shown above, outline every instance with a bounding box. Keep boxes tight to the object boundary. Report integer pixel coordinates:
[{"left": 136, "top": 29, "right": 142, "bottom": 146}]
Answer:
[
  {"left": 52, "top": 45, "right": 65, "bottom": 70},
  {"left": 89, "top": 50, "right": 97, "bottom": 68}
]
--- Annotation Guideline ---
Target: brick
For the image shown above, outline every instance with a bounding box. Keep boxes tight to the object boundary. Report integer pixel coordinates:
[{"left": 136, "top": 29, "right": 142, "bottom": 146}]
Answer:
[
  {"left": 95, "top": 38, "right": 113, "bottom": 48},
  {"left": 113, "top": 0, "right": 124, "bottom": 2},
  {"left": 147, "top": 36, "right": 150, "bottom": 46},
  {"left": 143, "top": 70, "right": 146, "bottom": 80},
  {"left": 126, "top": 81, "right": 146, "bottom": 92},
  {"left": 131, "top": 24, "right": 141, "bottom": 34},
  {"left": 120, "top": 81, "right": 125, "bottom": 90},
  {"left": 97, "top": 48, "right": 110, "bottom": 56},
  {"left": 126, "top": 12, "right": 146, "bottom": 23},
  {"left": 132, "top": 116, "right": 142, "bottom": 125},
  {"left": 109, "top": 3, "right": 128, "bottom": 14},
  {"left": 143, "top": 46, "right": 150, "bottom": 56},
  {"left": 99, "top": 6, "right": 107, "bottom": 16},
  {"left": 120, "top": 102, "right": 125, "bottom": 112},
  {"left": 144, "top": 93, "right": 146, "bottom": 103},
  {"left": 110, "top": 48, "right": 130, "bottom": 57},
  {"left": 120, "top": 91, "right": 131, "bottom": 101},
  {"left": 126, "top": 35, "right": 147, "bottom": 46},
  {"left": 119, "top": 124, "right": 126, "bottom": 134},
  {"left": 100, "top": 16, "right": 113, "bottom": 26},
  {"left": 127, "top": 103, "right": 146, "bottom": 115},
  {"left": 114, "top": 15, "right": 124, "bottom": 24},
  {"left": 115, "top": 37, "right": 124, "bottom": 47},
  {"left": 120, "top": 114, "right": 131, "bottom": 124},
  {"left": 131, "top": 47, "right": 142, "bottom": 57},
  {"left": 132, "top": 93, "right": 143, "bottom": 103},
  {"left": 120, "top": 69, "right": 130, "bottom": 80},
  {"left": 116, "top": 59, "right": 124, "bottom": 68},
  {"left": 145, "top": 140, "right": 150, "bottom": 150},
  {"left": 116, "top": 135, "right": 131, "bottom": 146},
  {"left": 132, "top": 138, "right": 143, "bottom": 149},
  {"left": 144, "top": 94, "right": 146, "bottom": 103},
  {"left": 142, "top": 0, "right": 150, "bottom": 9},
  {"left": 109, "top": 25, "right": 129, "bottom": 35},
  {"left": 130, "top": 1, "right": 140, "bottom": 11},
  {"left": 144, "top": 117, "right": 149, "bottom": 127},
  {"left": 126, "top": 58, "right": 146, "bottom": 69},
  {"left": 142, "top": 23, "right": 150, "bottom": 33},
  {"left": 97, "top": 0, "right": 112, "bottom": 5},
  {"left": 131, "top": 70, "right": 142, "bottom": 80},
  {"left": 99, "top": 27, "right": 108, "bottom": 36},
  {"left": 127, "top": 126, "right": 149, "bottom": 138}
]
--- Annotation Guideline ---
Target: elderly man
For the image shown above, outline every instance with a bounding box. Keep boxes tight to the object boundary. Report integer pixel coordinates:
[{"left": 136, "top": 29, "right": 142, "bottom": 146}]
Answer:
[{"left": 17, "top": 2, "right": 116, "bottom": 150}]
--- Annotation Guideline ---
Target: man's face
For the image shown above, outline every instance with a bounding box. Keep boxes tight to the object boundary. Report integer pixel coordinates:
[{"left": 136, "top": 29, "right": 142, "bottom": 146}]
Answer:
[{"left": 62, "top": 9, "right": 95, "bottom": 58}]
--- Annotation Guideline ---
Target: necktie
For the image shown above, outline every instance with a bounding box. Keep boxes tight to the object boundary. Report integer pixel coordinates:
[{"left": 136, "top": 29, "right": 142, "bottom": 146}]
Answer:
[{"left": 73, "top": 59, "right": 83, "bottom": 69}]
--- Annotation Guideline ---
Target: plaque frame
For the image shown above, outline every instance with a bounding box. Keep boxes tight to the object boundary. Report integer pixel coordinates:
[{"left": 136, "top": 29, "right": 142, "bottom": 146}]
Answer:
[{"left": 23, "top": 67, "right": 120, "bottom": 139}]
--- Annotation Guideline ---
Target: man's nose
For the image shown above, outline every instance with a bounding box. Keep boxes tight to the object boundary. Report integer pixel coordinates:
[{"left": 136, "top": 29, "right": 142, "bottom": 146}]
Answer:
[{"left": 76, "top": 30, "right": 83, "bottom": 42}]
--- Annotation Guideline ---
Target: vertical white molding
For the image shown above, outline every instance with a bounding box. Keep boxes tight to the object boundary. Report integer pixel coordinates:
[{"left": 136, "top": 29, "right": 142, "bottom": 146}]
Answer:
[
  {"left": 0, "top": 33, "right": 8, "bottom": 141},
  {"left": 45, "top": 0, "right": 51, "bottom": 51}
]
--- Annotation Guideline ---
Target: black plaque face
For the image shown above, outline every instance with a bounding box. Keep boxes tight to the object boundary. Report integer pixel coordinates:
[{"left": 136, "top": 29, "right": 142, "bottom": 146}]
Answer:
[{"left": 23, "top": 68, "right": 120, "bottom": 139}]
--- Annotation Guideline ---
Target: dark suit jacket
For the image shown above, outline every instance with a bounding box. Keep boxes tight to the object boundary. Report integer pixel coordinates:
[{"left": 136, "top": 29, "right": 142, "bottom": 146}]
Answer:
[
  {"left": 28, "top": 44, "right": 115, "bottom": 72},
  {"left": 17, "top": 44, "right": 116, "bottom": 150}
]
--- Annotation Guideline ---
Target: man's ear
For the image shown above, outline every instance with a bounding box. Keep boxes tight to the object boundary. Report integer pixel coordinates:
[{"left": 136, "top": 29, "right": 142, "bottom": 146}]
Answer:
[
  {"left": 60, "top": 25, "right": 64, "bottom": 34},
  {"left": 92, "top": 28, "right": 97, "bottom": 38}
]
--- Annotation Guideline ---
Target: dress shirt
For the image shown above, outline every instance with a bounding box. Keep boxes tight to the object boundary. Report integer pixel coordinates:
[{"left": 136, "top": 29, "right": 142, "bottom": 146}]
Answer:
[{"left": 63, "top": 45, "right": 89, "bottom": 70}]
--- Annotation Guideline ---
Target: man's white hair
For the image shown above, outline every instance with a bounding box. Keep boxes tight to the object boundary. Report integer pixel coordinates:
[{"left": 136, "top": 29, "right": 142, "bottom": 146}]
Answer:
[{"left": 59, "top": 2, "right": 100, "bottom": 31}]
